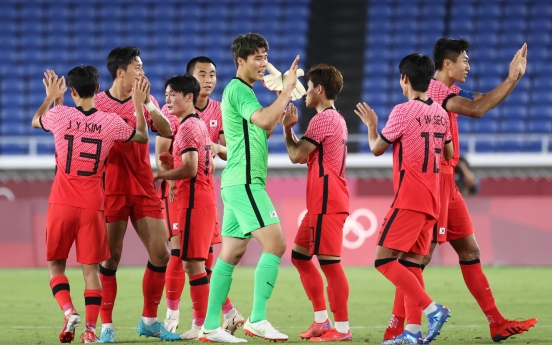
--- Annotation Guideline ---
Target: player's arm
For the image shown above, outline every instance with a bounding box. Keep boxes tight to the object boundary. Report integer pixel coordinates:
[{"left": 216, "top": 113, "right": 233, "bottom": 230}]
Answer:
[
  {"left": 142, "top": 76, "right": 172, "bottom": 137},
  {"left": 129, "top": 77, "right": 149, "bottom": 143},
  {"left": 447, "top": 44, "right": 527, "bottom": 118},
  {"left": 355, "top": 102, "right": 390, "bottom": 156},
  {"left": 155, "top": 136, "right": 173, "bottom": 171},
  {"left": 211, "top": 142, "right": 227, "bottom": 161},
  {"left": 444, "top": 141, "right": 454, "bottom": 161},
  {"left": 155, "top": 150, "right": 198, "bottom": 181},
  {"left": 32, "top": 70, "right": 66, "bottom": 129},
  {"left": 250, "top": 56, "right": 300, "bottom": 130},
  {"left": 282, "top": 104, "right": 315, "bottom": 164}
]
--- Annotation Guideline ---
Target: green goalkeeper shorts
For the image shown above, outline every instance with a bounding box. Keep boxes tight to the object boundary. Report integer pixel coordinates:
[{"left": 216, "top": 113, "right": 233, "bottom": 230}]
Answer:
[{"left": 221, "top": 184, "right": 280, "bottom": 239}]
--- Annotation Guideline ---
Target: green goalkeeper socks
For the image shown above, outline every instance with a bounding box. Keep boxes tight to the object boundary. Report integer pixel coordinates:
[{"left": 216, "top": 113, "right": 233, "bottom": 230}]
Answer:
[
  {"left": 250, "top": 252, "right": 281, "bottom": 323},
  {"left": 204, "top": 259, "right": 235, "bottom": 330}
]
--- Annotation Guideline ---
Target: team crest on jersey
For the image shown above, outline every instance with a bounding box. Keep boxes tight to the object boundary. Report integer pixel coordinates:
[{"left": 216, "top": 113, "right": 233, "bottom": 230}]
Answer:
[
  {"left": 173, "top": 223, "right": 179, "bottom": 230},
  {"left": 269, "top": 211, "right": 278, "bottom": 218},
  {"left": 210, "top": 119, "right": 217, "bottom": 127},
  {"left": 439, "top": 227, "right": 446, "bottom": 234}
]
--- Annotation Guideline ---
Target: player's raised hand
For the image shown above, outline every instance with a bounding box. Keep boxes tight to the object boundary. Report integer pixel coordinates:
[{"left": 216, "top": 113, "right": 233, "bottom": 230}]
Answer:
[
  {"left": 158, "top": 151, "right": 174, "bottom": 167},
  {"left": 508, "top": 43, "right": 528, "bottom": 81},
  {"left": 354, "top": 102, "right": 378, "bottom": 126},
  {"left": 263, "top": 63, "right": 283, "bottom": 91},
  {"left": 142, "top": 75, "right": 152, "bottom": 104},
  {"left": 283, "top": 55, "right": 300, "bottom": 92},
  {"left": 282, "top": 103, "right": 298, "bottom": 128},
  {"left": 132, "top": 76, "right": 150, "bottom": 105},
  {"left": 42, "top": 70, "right": 66, "bottom": 100}
]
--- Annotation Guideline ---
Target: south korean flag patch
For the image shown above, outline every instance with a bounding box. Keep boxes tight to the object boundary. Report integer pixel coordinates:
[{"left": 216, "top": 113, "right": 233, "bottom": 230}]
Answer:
[
  {"left": 269, "top": 211, "right": 278, "bottom": 218},
  {"left": 439, "top": 227, "right": 446, "bottom": 235},
  {"left": 210, "top": 119, "right": 217, "bottom": 127}
]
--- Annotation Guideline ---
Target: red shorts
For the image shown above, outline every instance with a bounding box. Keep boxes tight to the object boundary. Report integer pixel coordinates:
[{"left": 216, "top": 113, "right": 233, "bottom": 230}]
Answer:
[
  {"left": 46, "top": 204, "right": 110, "bottom": 264},
  {"left": 179, "top": 206, "right": 217, "bottom": 260},
  {"left": 161, "top": 197, "right": 180, "bottom": 239},
  {"left": 211, "top": 213, "right": 221, "bottom": 245},
  {"left": 105, "top": 194, "right": 164, "bottom": 223},
  {"left": 295, "top": 212, "right": 348, "bottom": 256},
  {"left": 377, "top": 208, "right": 435, "bottom": 256},
  {"left": 433, "top": 168, "right": 475, "bottom": 244}
]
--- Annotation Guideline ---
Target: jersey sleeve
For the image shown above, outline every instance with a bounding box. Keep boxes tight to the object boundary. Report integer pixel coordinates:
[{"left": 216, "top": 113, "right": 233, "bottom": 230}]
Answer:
[
  {"left": 301, "top": 115, "right": 328, "bottom": 146},
  {"left": 230, "top": 82, "right": 263, "bottom": 122},
  {"left": 110, "top": 115, "right": 137, "bottom": 142},
  {"left": 39, "top": 105, "right": 62, "bottom": 132},
  {"left": 444, "top": 113, "right": 452, "bottom": 143},
  {"left": 380, "top": 105, "right": 406, "bottom": 144},
  {"left": 216, "top": 105, "right": 224, "bottom": 136}
]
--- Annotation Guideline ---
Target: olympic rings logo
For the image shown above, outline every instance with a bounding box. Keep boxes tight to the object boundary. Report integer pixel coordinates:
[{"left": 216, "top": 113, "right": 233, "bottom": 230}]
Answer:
[{"left": 297, "top": 208, "right": 378, "bottom": 249}]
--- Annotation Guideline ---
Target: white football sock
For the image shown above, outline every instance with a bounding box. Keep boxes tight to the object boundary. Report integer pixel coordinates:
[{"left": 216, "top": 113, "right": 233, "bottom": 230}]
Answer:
[
  {"left": 405, "top": 324, "right": 422, "bottom": 334},
  {"left": 335, "top": 321, "right": 349, "bottom": 333},
  {"left": 424, "top": 302, "right": 438, "bottom": 315},
  {"left": 314, "top": 310, "right": 329, "bottom": 323},
  {"left": 142, "top": 316, "right": 157, "bottom": 325}
]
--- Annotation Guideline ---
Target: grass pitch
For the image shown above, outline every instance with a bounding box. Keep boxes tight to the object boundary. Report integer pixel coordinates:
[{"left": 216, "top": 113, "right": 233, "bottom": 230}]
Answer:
[{"left": 0, "top": 266, "right": 549, "bottom": 344}]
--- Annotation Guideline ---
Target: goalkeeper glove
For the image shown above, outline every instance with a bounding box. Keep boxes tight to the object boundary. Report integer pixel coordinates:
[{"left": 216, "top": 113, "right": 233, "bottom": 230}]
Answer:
[
  {"left": 283, "top": 69, "right": 306, "bottom": 101},
  {"left": 263, "top": 63, "right": 284, "bottom": 91}
]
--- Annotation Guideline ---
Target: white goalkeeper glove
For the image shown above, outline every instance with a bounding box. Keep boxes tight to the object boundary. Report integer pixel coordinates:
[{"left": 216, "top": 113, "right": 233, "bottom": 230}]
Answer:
[
  {"left": 283, "top": 69, "right": 306, "bottom": 101},
  {"left": 263, "top": 63, "right": 284, "bottom": 91}
]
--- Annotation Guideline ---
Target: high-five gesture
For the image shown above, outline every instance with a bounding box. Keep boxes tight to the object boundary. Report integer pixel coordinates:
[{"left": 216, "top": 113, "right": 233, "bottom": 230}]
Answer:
[
  {"left": 42, "top": 70, "right": 66, "bottom": 100},
  {"left": 354, "top": 102, "right": 378, "bottom": 127},
  {"left": 508, "top": 43, "right": 528, "bottom": 81},
  {"left": 282, "top": 103, "right": 299, "bottom": 128},
  {"left": 283, "top": 55, "right": 300, "bottom": 92}
]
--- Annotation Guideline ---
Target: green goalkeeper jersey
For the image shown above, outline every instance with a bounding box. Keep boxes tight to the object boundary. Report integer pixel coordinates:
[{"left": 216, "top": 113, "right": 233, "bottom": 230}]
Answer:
[{"left": 221, "top": 78, "right": 268, "bottom": 188}]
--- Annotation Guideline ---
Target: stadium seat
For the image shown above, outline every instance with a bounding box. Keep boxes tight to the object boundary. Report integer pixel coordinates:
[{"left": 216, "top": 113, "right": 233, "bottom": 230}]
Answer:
[
  {"left": 529, "top": 107, "right": 552, "bottom": 120},
  {"left": 502, "top": 106, "right": 527, "bottom": 120},
  {"left": 0, "top": 142, "right": 29, "bottom": 155},
  {"left": 522, "top": 140, "right": 543, "bottom": 153},
  {"left": 497, "top": 140, "right": 522, "bottom": 153},
  {"left": 267, "top": 140, "right": 287, "bottom": 154},
  {"left": 499, "top": 119, "right": 525, "bottom": 134},
  {"left": 475, "top": 141, "right": 495, "bottom": 153},
  {"left": 37, "top": 142, "right": 56, "bottom": 155},
  {"left": 459, "top": 140, "right": 469, "bottom": 154},
  {"left": 472, "top": 120, "right": 498, "bottom": 134},
  {"left": 457, "top": 117, "right": 471, "bottom": 134},
  {"left": 527, "top": 119, "right": 552, "bottom": 134}
]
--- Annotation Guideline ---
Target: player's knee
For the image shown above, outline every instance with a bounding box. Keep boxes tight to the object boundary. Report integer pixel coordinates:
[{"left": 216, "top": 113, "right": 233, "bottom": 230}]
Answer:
[
  {"left": 422, "top": 253, "right": 433, "bottom": 266},
  {"left": 265, "top": 241, "right": 286, "bottom": 258}
]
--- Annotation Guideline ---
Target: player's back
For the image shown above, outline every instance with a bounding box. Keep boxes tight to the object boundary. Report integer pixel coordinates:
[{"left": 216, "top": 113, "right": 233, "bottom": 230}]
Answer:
[
  {"left": 381, "top": 98, "right": 451, "bottom": 218},
  {"left": 40, "top": 105, "right": 135, "bottom": 210},
  {"left": 302, "top": 108, "right": 349, "bottom": 214},
  {"left": 427, "top": 79, "right": 461, "bottom": 167},
  {"left": 95, "top": 90, "right": 157, "bottom": 196},
  {"left": 173, "top": 114, "right": 216, "bottom": 209}
]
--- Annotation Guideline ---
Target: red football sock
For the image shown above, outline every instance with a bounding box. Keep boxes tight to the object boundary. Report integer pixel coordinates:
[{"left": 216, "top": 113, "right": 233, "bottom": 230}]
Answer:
[
  {"left": 84, "top": 289, "right": 102, "bottom": 329},
  {"left": 189, "top": 272, "right": 210, "bottom": 326},
  {"left": 460, "top": 259, "right": 504, "bottom": 324},
  {"left": 50, "top": 275, "right": 74, "bottom": 313},
  {"left": 99, "top": 265, "right": 117, "bottom": 324},
  {"left": 143, "top": 261, "right": 166, "bottom": 318},
  {"left": 391, "top": 288, "right": 406, "bottom": 318},
  {"left": 291, "top": 251, "right": 326, "bottom": 312},
  {"left": 166, "top": 250, "right": 185, "bottom": 311},
  {"left": 205, "top": 246, "right": 214, "bottom": 271},
  {"left": 399, "top": 260, "right": 424, "bottom": 325},
  {"left": 319, "top": 259, "right": 349, "bottom": 322},
  {"left": 375, "top": 259, "right": 433, "bottom": 309}
]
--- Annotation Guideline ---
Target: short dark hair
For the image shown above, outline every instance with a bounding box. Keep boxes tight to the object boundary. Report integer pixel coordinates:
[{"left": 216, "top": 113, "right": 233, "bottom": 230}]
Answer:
[
  {"left": 398, "top": 53, "right": 435, "bottom": 92},
  {"left": 186, "top": 56, "right": 217, "bottom": 75},
  {"left": 432, "top": 38, "right": 470, "bottom": 70},
  {"left": 67, "top": 65, "right": 99, "bottom": 98},
  {"left": 164, "top": 74, "right": 200, "bottom": 106},
  {"left": 307, "top": 64, "right": 344, "bottom": 100},
  {"left": 231, "top": 33, "right": 269, "bottom": 68},
  {"left": 106, "top": 46, "right": 141, "bottom": 80}
]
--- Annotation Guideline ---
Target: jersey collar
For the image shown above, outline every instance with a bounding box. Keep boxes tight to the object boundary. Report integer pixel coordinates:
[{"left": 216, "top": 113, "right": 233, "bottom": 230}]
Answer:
[
  {"left": 105, "top": 89, "right": 132, "bottom": 104},
  {"left": 195, "top": 98, "right": 210, "bottom": 112},
  {"left": 234, "top": 77, "right": 253, "bottom": 89},
  {"left": 76, "top": 106, "right": 98, "bottom": 116},
  {"left": 413, "top": 97, "right": 434, "bottom": 105},
  {"left": 181, "top": 113, "right": 200, "bottom": 124}
]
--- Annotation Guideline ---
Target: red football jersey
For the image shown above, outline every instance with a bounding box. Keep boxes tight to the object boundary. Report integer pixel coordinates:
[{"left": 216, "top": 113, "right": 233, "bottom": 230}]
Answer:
[
  {"left": 380, "top": 98, "right": 452, "bottom": 218},
  {"left": 427, "top": 79, "right": 461, "bottom": 168},
  {"left": 172, "top": 114, "right": 216, "bottom": 209},
  {"left": 156, "top": 110, "right": 183, "bottom": 200},
  {"left": 301, "top": 108, "right": 349, "bottom": 214},
  {"left": 40, "top": 105, "right": 135, "bottom": 210},
  {"left": 161, "top": 99, "right": 223, "bottom": 144},
  {"left": 95, "top": 91, "right": 159, "bottom": 196}
]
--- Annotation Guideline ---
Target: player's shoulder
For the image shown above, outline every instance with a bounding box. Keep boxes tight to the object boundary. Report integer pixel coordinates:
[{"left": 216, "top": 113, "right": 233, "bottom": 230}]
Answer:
[
  {"left": 449, "top": 83, "right": 461, "bottom": 94},
  {"left": 208, "top": 98, "right": 221, "bottom": 109}
]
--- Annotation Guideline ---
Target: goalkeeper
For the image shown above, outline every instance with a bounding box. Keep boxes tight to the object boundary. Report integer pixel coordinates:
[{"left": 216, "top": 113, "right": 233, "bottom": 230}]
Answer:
[{"left": 198, "top": 32, "right": 303, "bottom": 343}]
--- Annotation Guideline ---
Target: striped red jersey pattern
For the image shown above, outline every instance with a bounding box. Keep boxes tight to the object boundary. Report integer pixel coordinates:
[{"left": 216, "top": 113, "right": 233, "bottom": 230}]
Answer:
[
  {"left": 427, "top": 79, "right": 461, "bottom": 168},
  {"left": 157, "top": 107, "right": 181, "bottom": 199},
  {"left": 95, "top": 90, "right": 159, "bottom": 196},
  {"left": 380, "top": 98, "right": 452, "bottom": 218},
  {"left": 301, "top": 108, "right": 349, "bottom": 214},
  {"left": 172, "top": 114, "right": 216, "bottom": 209},
  {"left": 40, "top": 105, "right": 135, "bottom": 210}
]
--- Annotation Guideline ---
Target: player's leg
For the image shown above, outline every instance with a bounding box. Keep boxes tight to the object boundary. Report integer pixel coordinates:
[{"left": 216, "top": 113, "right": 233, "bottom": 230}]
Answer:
[
  {"left": 46, "top": 204, "right": 81, "bottom": 343},
  {"left": 291, "top": 214, "right": 329, "bottom": 339},
  {"left": 308, "top": 213, "right": 352, "bottom": 342},
  {"left": 76, "top": 208, "right": 110, "bottom": 344},
  {"left": 99, "top": 194, "right": 131, "bottom": 342},
  {"left": 375, "top": 209, "right": 450, "bottom": 344},
  {"left": 164, "top": 200, "right": 185, "bottom": 332}
]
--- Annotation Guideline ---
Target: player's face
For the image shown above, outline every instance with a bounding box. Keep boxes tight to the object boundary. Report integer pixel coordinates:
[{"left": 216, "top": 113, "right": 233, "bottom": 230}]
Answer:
[
  {"left": 192, "top": 62, "right": 217, "bottom": 98},
  {"left": 122, "top": 56, "right": 144, "bottom": 88},
  {"left": 165, "top": 85, "right": 188, "bottom": 116},
  {"left": 244, "top": 49, "right": 268, "bottom": 82},
  {"left": 305, "top": 80, "right": 318, "bottom": 108},
  {"left": 450, "top": 51, "right": 470, "bottom": 83}
]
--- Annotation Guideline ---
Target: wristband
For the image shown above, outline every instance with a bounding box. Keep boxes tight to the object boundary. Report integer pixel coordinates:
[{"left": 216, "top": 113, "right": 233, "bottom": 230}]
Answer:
[{"left": 145, "top": 102, "right": 157, "bottom": 112}]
